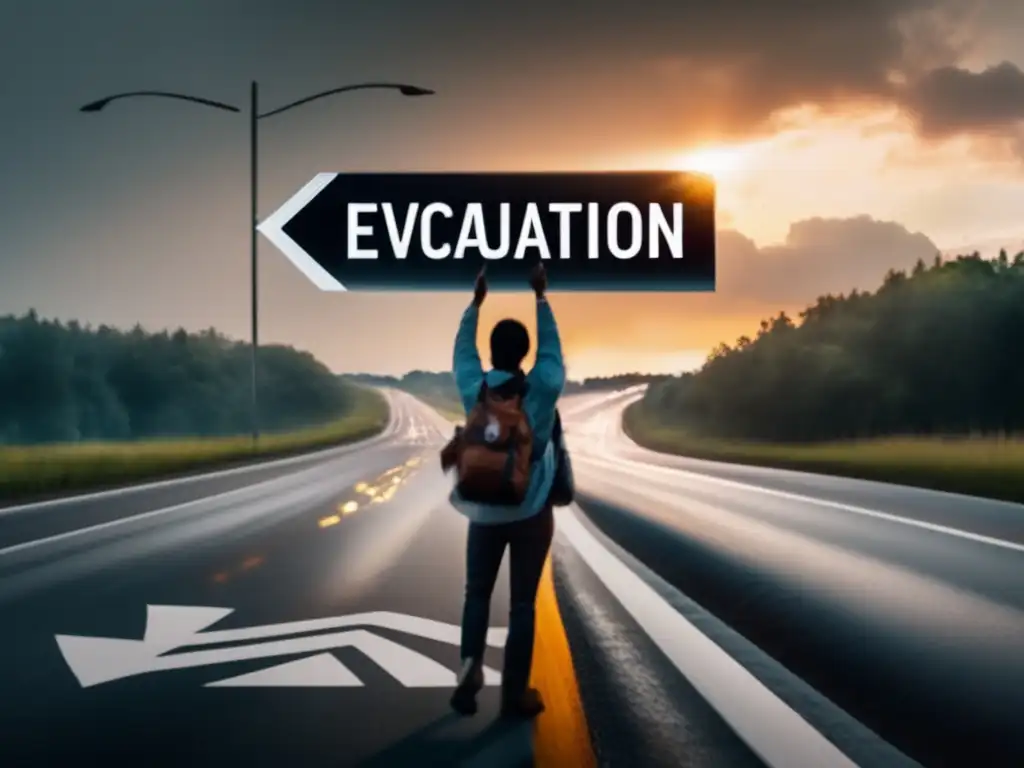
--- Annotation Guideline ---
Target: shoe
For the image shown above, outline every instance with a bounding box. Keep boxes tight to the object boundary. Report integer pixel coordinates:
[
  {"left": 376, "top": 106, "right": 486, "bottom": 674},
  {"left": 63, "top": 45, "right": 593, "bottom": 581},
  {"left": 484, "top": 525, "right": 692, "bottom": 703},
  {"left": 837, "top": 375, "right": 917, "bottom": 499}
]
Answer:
[
  {"left": 449, "top": 658, "right": 484, "bottom": 716},
  {"left": 499, "top": 687, "right": 545, "bottom": 719}
]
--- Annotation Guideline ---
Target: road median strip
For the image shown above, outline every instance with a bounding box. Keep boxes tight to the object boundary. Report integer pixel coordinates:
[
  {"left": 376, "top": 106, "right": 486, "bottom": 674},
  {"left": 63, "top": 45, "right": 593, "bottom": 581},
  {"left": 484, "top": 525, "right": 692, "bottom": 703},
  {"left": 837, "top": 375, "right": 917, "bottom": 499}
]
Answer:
[{"left": 530, "top": 556, "right": 597, "bottom": 768}]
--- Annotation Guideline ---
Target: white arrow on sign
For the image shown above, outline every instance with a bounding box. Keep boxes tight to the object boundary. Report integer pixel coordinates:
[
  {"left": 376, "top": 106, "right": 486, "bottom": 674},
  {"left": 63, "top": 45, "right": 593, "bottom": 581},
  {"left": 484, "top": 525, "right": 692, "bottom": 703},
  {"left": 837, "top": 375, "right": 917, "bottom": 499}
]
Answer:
[
  {"left": 56, "top": 605, "right": 508, "bottom": 689},
  {"left": 257, "top": 172, "right": 346, "bottom": 292}
]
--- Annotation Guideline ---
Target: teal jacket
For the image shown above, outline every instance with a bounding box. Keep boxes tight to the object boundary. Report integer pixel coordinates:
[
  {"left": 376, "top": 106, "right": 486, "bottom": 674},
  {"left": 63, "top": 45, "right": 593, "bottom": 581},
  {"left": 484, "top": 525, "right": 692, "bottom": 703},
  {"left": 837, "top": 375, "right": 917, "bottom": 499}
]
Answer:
[{"left": 449, "top": 297, "right": 566, "bottom": 524}]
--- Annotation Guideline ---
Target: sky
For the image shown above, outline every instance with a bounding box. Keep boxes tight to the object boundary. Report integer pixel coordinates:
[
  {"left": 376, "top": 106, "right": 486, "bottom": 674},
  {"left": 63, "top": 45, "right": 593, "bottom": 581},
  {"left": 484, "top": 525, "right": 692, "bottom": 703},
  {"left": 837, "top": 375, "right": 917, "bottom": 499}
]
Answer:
[{"left": 1, "top": 0, "right": 1023, "bottom": 378}]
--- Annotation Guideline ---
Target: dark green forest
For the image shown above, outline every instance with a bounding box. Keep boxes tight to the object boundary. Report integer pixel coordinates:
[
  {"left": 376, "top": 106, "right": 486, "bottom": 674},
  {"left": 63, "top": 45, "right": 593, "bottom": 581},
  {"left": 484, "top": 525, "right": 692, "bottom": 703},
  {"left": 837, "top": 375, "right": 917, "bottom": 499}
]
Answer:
[
  {"left": 641, "top": 250, "right": 1024, "bottom": 442},
  {"left": 0, "top": 311, "right": 363, "bottom": 445}
]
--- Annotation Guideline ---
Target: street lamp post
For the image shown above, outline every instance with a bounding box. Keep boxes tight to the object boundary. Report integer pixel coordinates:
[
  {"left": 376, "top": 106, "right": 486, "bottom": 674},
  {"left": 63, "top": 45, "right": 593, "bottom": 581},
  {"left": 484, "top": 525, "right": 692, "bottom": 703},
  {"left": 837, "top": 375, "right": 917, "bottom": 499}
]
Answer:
[{"left": 81, "top": 80, "right": 434, "bottom": 443}]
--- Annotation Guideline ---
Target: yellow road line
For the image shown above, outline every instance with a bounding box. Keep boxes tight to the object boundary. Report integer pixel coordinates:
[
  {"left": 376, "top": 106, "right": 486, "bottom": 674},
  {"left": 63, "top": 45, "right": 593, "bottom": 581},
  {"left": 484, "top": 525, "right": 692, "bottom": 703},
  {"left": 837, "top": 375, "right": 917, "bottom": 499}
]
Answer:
[{"left": 530, "top": 556, "right": 597, "bottom": 768}]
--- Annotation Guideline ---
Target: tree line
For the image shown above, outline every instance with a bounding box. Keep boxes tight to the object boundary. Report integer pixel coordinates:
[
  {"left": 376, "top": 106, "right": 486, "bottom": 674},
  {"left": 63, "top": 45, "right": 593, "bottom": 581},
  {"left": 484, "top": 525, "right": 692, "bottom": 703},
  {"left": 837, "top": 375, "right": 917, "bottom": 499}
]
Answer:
[
  {"left": 0, "top": 311, "right": 362, "bottom": 445},
  {"left": 641, "top": 250, "right": 1024, "bottom": 442},
  {"left": 565, "top": 373, "right": 672, "bottom": 393}
]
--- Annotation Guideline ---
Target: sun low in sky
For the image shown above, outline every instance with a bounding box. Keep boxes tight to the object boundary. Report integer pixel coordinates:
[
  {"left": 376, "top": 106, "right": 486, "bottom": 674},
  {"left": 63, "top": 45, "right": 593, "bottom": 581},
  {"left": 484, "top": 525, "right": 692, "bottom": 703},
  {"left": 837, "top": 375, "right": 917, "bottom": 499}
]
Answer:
[{"left": 675, "top": 146, "right": 745, "bottom": 177}]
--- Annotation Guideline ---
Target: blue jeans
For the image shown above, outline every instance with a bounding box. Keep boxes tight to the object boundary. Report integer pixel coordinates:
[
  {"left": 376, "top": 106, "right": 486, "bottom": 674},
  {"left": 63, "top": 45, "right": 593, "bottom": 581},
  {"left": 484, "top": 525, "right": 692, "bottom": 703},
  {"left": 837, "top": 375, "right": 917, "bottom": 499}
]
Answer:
[{"left": 459, "top": 504, "right": 555, "bottom": 697}]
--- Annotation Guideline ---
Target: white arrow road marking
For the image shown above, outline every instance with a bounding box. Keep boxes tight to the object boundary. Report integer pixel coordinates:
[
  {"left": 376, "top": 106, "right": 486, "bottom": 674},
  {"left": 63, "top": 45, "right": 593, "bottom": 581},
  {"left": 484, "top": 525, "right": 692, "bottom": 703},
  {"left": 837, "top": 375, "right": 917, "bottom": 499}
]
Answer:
[
  {"left": 133, "top": 606, "right": 508, "bottom": 649},
  {"left": 206, "top": 653, "right": 364, "bottom": 687},
  {"left": 55, "top": 608, "right": 506, "bottom": 689},
  {"left": 256, "top": 172, "right": 344, "bottom": 291},
  {"left": 143, "top": 605, "right": 235, "bottom": 653},
  {"left": 57, "top": 628, "right": 493, "bottom": 688}
]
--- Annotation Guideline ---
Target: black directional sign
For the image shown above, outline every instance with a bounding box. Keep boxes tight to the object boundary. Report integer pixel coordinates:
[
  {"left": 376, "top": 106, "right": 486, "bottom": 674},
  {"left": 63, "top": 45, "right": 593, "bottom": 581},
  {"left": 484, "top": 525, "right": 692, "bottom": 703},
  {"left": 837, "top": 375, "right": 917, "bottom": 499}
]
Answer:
[{"left": 257, "top": 171, "right": 716, "bottom": 292}]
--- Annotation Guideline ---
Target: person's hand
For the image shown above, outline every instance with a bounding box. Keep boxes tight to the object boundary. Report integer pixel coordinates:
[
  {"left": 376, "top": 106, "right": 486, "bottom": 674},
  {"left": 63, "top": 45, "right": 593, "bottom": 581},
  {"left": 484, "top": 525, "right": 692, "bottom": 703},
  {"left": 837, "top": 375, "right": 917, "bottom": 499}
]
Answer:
[
  {"left": 472, "top": 267, "right": 487, "bottom": 307},
  {"left": 529, "top": 262, "right": 547, "bottom": 297}
]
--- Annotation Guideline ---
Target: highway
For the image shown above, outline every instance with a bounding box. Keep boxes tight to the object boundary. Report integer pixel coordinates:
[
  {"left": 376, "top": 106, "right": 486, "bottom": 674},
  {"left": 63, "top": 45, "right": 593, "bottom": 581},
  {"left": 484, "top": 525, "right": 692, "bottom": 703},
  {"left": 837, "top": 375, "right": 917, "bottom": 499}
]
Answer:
[
  {"left": 0, "top": 388, "right": 1020, "bottom": 767},
  {"left": 568, "top": 389, "right": 1024, "bottom": 768}
]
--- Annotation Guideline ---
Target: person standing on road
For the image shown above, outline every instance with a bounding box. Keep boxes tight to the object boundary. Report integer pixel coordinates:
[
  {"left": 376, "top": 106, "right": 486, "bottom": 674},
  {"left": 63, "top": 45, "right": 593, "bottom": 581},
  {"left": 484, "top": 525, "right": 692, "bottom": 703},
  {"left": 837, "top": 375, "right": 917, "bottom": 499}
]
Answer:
[{"left": 442, "top": 262, "right": 566, "bottom": 719}]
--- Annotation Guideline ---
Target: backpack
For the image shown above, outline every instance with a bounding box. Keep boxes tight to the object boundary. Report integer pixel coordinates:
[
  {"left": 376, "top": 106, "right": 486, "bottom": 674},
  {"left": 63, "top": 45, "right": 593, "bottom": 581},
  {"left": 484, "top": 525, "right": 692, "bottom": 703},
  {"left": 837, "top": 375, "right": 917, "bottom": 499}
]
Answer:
[{"left": 455, "top": 382, "right": 534, "bottom": 505}]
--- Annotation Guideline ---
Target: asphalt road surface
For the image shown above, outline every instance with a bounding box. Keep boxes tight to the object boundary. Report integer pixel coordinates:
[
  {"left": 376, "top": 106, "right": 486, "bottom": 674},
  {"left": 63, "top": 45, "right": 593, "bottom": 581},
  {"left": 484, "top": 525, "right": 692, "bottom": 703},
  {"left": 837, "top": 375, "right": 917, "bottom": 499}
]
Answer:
[
  {"left": 0, "top": 388, "right": 1020, "bottom": 767},
  {"left": 568, "top": 389, "right": 1024, "bottom": 768}
]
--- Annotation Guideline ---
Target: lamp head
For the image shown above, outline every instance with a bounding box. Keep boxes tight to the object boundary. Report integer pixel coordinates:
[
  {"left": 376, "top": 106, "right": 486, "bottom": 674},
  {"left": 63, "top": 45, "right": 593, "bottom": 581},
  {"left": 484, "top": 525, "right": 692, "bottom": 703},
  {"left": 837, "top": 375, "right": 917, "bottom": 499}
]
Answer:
[{"left": 80, "top": 99, "right": 110, "bottom": 112}]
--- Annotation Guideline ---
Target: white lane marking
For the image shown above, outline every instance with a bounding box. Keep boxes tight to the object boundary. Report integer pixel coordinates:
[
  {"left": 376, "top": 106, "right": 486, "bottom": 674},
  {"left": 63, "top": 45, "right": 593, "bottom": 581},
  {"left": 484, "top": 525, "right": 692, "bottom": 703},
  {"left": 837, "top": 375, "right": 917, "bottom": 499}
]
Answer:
[
  {"left": 579, "top": 449, "right": 1024, "bottom": 555},
  {"left": 0, "top": 441, "right": 411, "bottom": 560},
  {"left": 55, "top": 608, "right": 505, "bottom": 689},
  {"left": 0, "top": 458, "right": 364, "bottom": 558},
  {"left": 0, "top": 388, "right": 405, "bottom": 516},
  {"left": 0, "top": 475, "right": 292, "bottom": 558},
  {"left": 401, "top": 415, "right": 446, "bottom": 447},
  {"left": 558, "top": 505, "right": 857, "bottom": 768}
]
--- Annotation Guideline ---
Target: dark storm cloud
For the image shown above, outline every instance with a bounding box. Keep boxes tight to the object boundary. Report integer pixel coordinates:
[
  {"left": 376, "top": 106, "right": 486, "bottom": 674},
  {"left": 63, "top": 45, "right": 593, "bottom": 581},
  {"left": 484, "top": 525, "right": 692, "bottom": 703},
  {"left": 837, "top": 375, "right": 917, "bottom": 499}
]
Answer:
[
  {"left": 900, "top": 62, "right": 1024, "bottom": 137},
  {"left": 588, "top": 0, "right": 1021, "bottom": 142},
  {"left": 365, "top": 0, "right": 1018, "bottom": 140},
  {"left": 192, "top": 0, "right": 1021, "bottom": 141}
]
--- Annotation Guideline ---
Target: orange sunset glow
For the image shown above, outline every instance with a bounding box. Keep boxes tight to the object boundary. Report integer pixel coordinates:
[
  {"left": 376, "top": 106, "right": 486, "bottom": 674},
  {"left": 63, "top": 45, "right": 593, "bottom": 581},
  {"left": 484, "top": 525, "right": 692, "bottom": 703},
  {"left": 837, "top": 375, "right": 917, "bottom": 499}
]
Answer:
[{"left": 2, "top": 2, "right": 1023, "bottom": 379}]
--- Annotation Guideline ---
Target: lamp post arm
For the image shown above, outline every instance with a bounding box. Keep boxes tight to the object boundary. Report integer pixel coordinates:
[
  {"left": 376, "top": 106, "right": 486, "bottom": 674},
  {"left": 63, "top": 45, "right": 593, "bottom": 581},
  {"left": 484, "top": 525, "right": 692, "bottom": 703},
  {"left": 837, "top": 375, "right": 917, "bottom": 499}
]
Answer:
[
  {"left": 257, "top": 82, "right": 433, "bottom": 119},
  {"left": 80, "top": 91, "right": 240, "bottom": 113}
]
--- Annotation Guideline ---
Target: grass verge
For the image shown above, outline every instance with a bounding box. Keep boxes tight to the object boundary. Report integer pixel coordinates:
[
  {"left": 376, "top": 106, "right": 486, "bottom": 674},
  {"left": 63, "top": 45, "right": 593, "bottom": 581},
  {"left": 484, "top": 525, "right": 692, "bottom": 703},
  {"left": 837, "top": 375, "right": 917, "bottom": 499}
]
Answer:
[
  {"left": 623, "top": 401, "right": 1024, "bottom": 505},
  {"left": 0, "top": 386, "right": 390, "bottom": 503}
]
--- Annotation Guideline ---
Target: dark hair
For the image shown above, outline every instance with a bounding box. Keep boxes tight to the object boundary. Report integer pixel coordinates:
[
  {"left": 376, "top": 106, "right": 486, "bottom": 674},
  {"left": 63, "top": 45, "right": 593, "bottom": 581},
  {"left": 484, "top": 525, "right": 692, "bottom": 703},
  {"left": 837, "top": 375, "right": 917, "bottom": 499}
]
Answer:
[{"left": 489, "top": 318, "right": 530, "bottom": 372}]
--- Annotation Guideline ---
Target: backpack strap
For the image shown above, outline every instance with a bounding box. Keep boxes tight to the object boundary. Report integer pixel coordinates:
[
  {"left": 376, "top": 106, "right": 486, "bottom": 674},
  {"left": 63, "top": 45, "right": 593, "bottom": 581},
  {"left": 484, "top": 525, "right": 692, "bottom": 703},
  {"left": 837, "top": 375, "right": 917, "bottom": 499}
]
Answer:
[
  {"left": 552, "top": 409, "right": 564, "bottom": 444},
  {"left": 527, "top": 408, "right": 565, "bottom": 464}
]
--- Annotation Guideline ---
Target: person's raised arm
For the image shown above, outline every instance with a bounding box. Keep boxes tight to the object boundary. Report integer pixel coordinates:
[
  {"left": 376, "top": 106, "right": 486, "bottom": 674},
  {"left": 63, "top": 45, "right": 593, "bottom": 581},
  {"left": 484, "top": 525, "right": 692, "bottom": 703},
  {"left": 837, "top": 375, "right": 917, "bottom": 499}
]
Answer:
[
  {"left": 452, "top": 268, "right": 487, "bottom": 413},
  {"left": 528, "top": 264, "right": 566, "bottom": 395}
]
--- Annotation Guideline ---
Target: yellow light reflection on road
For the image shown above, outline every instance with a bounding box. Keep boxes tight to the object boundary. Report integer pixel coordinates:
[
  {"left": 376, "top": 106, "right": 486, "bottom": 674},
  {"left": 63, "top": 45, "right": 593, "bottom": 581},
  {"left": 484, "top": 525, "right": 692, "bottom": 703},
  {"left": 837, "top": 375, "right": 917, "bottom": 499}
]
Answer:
[
  {"left": 324, "top": 459, "right": 422, "bottom": 522},
  {"left": 211, "top": 553, "right": 266, "bottom": 584}
]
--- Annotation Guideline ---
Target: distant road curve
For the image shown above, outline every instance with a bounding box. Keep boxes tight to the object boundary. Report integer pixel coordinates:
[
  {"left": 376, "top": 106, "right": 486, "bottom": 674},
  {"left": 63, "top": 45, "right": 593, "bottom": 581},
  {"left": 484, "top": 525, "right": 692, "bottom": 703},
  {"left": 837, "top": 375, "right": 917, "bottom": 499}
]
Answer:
[{"left": 564, "top": 390, "right": 1024, "bottom": 768}]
